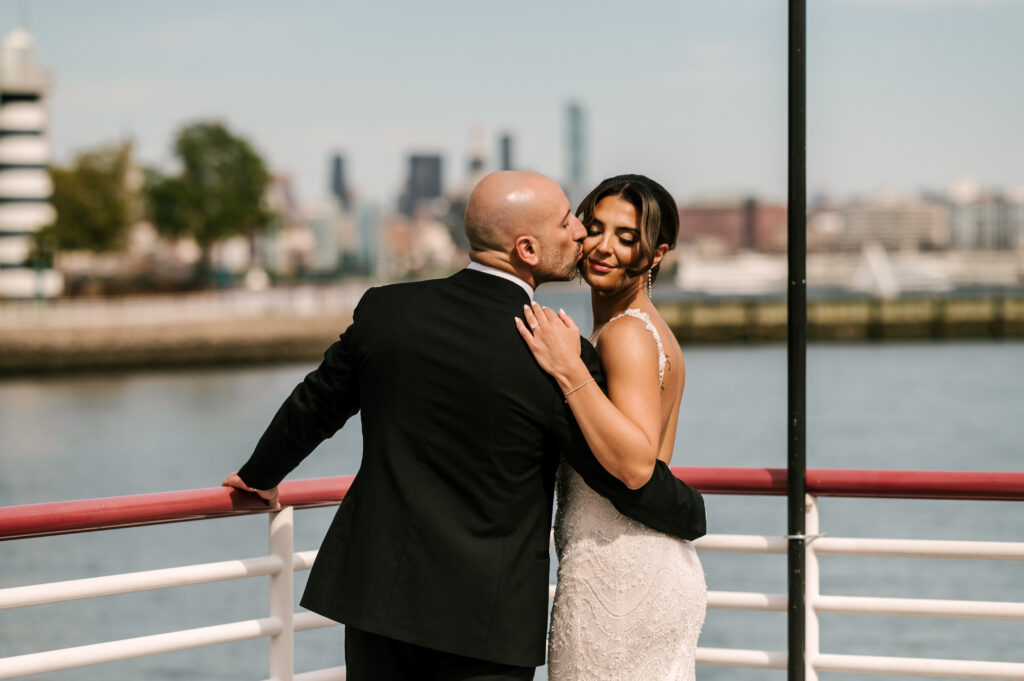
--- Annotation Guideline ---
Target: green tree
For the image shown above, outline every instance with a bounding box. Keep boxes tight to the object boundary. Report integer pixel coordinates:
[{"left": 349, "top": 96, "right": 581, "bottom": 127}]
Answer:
[
  {"left": 145, "top": 121, "right": 270, "bottom": 286},
  {"left": 32, "top": 141, "right": 135, "bottom": 265}
]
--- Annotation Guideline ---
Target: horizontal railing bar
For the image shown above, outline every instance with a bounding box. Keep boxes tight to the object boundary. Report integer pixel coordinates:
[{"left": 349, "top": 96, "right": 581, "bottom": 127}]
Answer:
[
  {"left": 815, "top": 595, "right": 1024, "bottom": 620},
  {"left": 676, "top": 467, "right": 1024, "bottom": 500},
  {"left": 0, "top": 555, "right": 282, "bottom": 610},
  {"left": 708, "top": 590, "right": 787, "bottom": 612},
  {"left": 0, "top": 616, "right": 282, "bottom": 679},
  {"left": 553, "top": 585, "right": 792, "bottom": 614},
  {"left": 295, "top": 550, "right": 317, "bottom": 570},
  {"left": 294, "top": 611, "right": 338, "bottom": 632},
  {"left": 3, "top": 468, "right": 1022, "bottom": 540},
  {"left": 0, "top": 477, "right": 354, "bottom": 542},
  {"left": 694, "top": 533, "right": 787, "bottom": 553},
  {"left": 290, "top": 666, "right": 346, "bottom": 681},
  {"left": 815, "top": 537, "right": 1024, "bottom": 560},
  {"left": 806, "top": 469, "right": 1024, "bottom": 501},
  {"left": 696, "top": 648, "right": 1024, "bottom": 677},
  {"left": 813, "top": 652, "right": 1024, "bottom": 679},
  {"left": 696, "top": 647, "right": 788, "bottom": 669}
]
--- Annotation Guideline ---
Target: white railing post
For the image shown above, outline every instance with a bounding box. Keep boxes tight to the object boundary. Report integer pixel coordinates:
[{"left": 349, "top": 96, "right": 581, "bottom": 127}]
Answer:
[
  {"left": 269, "top": 507, "right": 294, "bottom": 681},
  {"left": 804, "top": 494, "right": 821, "bottom": 681}
]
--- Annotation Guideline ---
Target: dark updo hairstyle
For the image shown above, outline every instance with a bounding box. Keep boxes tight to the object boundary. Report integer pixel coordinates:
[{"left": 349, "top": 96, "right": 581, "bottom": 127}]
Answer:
[{"left": 575, "top": 174, "right": 679, "bottom": 283}]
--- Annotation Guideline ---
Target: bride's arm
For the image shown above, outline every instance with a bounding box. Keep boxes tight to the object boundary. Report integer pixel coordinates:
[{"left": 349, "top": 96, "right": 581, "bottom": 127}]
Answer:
[{"left": 516, "top": 303, "right": 666, "bottom": 490}]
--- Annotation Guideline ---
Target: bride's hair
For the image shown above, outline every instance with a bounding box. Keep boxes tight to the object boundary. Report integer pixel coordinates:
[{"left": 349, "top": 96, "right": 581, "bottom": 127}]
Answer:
[{"left": 575, "top": 174, "right": 679, "bottom": 282}]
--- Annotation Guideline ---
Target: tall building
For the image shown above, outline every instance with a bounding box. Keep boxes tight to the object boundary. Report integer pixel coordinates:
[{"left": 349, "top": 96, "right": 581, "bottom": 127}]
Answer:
[
  {"left": 397, "top": 154, "right": 443, "bottom": 217},
  {"left": 499, "top": 133, "right": 514, "bottom": 171},
  {"left": 564, "top": 102, "right": 586, "bottom": 206},
  {"left": 357, "top": 204, "right": 380, "bottom": 277},
  {"left": 0, "top": 27, "right": 59, "bottom": 298},
  {"left": 329, "top": 153, "right": 351, "bottom": 212},
  {"left": 445, "top": 137, "right": 489, "bottom": 251}
]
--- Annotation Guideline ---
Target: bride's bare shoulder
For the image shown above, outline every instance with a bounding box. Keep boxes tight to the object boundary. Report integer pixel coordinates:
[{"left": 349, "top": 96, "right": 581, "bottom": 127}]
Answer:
[
  {"left": 597, "top": 310, "right": 685, "bottom": 393},
  {"left": 595, "top": 315, "right": 662, "bottom": 376}
]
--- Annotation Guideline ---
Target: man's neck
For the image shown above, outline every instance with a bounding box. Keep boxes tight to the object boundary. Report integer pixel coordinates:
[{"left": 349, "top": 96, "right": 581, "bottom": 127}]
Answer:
[
  {"left": 468, "top": 252, "right": 538, "bottom": 289},
  {"left": 466, "top": 261, "right": 535, "bottom": 300}
]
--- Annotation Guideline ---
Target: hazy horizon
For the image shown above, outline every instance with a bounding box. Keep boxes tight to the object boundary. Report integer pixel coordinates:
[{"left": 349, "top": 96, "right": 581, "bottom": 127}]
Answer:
[{"left": 7, "top": 0, "right": 1023, "bottom": 207}]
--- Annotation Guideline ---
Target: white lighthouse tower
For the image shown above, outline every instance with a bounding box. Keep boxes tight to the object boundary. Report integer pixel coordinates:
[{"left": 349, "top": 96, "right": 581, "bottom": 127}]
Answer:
[{"left": 0, "top": 27, "right": 60, "bottom": 298}]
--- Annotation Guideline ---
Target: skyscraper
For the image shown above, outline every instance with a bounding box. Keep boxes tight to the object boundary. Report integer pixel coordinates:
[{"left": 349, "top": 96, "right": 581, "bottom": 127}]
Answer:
[
  {"left": 0, "top": 27, "right": 59, "bottom": 298},
  {"left": 397, "top": 154, "right": 443, "bottom": 217},
  {"left": 499, "top": 133, "right": 514, "bottom": 171},
  {"left": 329, "top": 153, "right": 351, "bottom": 212},
  {"left": 564, "top": 101, "right": 586, "bottom": 207}
]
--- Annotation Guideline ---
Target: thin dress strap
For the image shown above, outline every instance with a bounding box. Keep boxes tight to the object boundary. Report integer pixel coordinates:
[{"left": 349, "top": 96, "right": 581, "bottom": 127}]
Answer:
[{"left": 600, "top": 308, "right": 668, "bottom": 389}]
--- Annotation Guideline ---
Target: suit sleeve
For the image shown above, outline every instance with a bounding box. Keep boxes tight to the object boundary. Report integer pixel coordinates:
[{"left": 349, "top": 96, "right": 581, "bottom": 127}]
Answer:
[
  {"left": 236, "top": 289, "right": 371, "bottom": 490},
  {"left": 552, "top": 341, "right": 707, "bottom": 541}
]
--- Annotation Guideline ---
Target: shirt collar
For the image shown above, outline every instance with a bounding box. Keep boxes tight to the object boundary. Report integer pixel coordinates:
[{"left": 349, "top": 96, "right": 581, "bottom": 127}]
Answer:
[{"left": 465, "top": 262, "right": 534, "bottom": 301}]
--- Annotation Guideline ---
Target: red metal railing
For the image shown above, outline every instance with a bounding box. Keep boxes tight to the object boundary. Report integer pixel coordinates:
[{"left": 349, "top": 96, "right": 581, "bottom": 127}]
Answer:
[
  {"left": 0, "top": 476, "right": 354, "bottom": 541},
  {"left": 687, "top": 467, "right": 1024, "bottom": 500},
  {"left": 2, "top": 468, "right": 1023, "bottom": 542}
]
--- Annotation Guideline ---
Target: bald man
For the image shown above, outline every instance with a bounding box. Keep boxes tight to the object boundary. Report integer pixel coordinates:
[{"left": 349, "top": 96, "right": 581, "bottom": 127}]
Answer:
[{"left": 226, "top": 171, "right": 705, "bottom": 680}]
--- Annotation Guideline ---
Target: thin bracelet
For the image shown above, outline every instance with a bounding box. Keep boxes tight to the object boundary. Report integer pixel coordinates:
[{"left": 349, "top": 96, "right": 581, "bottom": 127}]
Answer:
[{"left": 563, "top": 377, "right": 595, "bottom": 401}]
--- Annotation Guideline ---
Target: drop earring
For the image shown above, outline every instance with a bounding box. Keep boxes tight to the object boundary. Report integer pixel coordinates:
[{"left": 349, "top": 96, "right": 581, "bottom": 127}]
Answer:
[{"left": 647, "top": 270, "right": 653, "bottom": 298}]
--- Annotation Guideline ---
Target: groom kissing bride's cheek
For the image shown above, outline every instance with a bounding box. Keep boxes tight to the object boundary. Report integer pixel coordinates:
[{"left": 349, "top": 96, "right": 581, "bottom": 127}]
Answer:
[{"left": 223, "top": 170, "right": 706, "bottom": 680}]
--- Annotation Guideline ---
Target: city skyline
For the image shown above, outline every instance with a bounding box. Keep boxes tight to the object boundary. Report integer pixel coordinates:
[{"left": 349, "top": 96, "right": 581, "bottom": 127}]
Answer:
[{"left": 7, "top": 0, "right": 1024, "bottom": 206}]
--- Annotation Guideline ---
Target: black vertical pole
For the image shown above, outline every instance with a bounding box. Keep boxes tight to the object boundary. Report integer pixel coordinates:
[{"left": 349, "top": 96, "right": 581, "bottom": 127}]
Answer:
[{"left": 787, "top": 1, "right": 808, "bottom": 680}]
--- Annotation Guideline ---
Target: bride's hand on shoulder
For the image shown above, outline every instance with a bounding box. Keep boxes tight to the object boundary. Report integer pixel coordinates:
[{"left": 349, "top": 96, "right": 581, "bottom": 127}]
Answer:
[{"left": 515, "top": 302, "right": 585, "bottom": 378}]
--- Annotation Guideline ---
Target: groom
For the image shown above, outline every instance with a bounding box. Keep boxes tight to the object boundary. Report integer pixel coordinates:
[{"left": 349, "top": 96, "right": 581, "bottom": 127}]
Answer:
[{"left": 225, "top": 170, "right": 705, "bottom": 680}]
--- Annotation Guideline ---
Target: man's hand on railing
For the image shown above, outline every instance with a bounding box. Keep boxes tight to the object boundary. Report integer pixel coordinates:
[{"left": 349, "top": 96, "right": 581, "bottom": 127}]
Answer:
[{"left": 222, "top": 471, "right": 281, "bottom": 511}]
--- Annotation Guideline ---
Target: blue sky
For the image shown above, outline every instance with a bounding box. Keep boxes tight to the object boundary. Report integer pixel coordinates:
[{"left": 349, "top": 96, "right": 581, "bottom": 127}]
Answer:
[{"left": 7, "top": 0, "right": 1023, "bottom": 205}]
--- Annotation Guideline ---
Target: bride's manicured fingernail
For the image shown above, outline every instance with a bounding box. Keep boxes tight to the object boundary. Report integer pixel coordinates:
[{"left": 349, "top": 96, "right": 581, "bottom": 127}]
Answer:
[{"left": 559, "top": 308, "right": 565, "bottom": 315}]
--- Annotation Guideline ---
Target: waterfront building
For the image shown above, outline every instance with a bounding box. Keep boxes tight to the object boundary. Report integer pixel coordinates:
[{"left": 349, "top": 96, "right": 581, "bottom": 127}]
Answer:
[
  {"left": 259, "top": 174, "right": 314, "bottom": 277},
  {"left": 830, "top": 193, "right": 949, "bottom": 253},
  {"left": 377, "top": 211, "right": 458, "bottom": 279},
  {"left": 677, "top": 197, "right": 788, "bottom": 255},
  {"left": 949, "top": 182, "right": 1024, "bottom": 251},
  {"left": 303, "top": 198, "right": 354, "bottom": 275},
  {"left": 0, "top": 27, "right": 60, "bottom": 298}
]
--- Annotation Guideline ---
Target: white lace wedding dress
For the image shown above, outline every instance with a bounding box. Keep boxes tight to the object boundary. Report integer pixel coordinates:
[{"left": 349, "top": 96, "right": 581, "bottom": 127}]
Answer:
[{"left": 547, "top": 309, "right": 707, "bottom": 681}]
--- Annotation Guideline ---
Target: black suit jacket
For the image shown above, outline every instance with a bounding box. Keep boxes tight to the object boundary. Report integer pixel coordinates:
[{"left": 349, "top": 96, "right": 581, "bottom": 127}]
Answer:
[{"left": 237, "top": 269, "right": 705, "bottom": 667}]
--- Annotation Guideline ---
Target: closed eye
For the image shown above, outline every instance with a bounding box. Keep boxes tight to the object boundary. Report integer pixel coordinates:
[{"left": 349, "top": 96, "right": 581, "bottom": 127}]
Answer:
[{"left": 617, "top": 228, "right": 640, "bottom": 245}]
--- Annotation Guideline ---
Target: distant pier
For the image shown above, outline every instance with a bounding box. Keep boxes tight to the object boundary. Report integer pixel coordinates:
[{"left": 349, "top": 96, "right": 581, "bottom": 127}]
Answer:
[
  {"left": 0, "top": 285, "right": 364, "bottom": 375},
  {"left": 2, "top": 288, "right": 1022, "bottom": 375},
  {"left": 656, "top": 294, "right": 1024, "bottom": 343}
]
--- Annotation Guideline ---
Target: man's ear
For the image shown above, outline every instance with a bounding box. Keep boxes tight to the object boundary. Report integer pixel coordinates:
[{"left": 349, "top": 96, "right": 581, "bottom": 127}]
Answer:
[
  {"left": 513, "top": 235, "right": 540, "bottom": 267},
  {"left": 651, "top": 243, "right": 670, "bottom": 270}
]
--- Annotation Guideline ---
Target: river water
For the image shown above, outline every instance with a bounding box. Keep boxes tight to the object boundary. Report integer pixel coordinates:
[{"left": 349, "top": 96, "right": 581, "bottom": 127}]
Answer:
[{"left": 1, "top": 290, "right": 1022, "bottom": 680}]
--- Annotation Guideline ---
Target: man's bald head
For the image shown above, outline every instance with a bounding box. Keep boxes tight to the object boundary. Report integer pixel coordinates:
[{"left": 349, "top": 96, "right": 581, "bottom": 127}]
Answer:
[{"left": 464, "top": 171, "right": 568, "bottom": 254}]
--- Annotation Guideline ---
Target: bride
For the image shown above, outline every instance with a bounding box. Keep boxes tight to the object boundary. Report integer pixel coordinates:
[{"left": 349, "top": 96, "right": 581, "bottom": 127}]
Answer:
[{"left": 516, "top": 174, "right": 706, "bottom": 680}]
